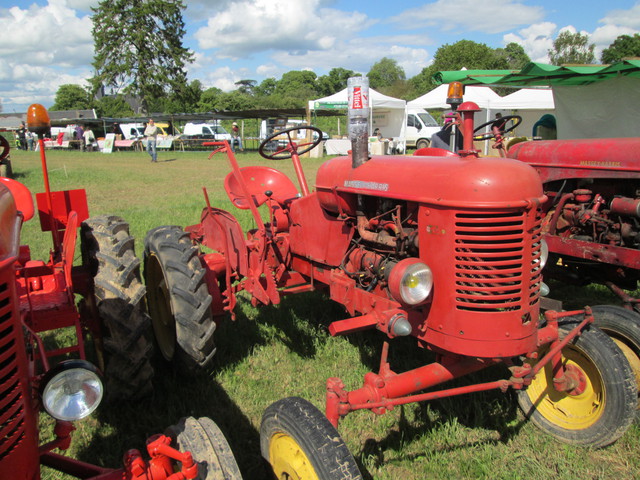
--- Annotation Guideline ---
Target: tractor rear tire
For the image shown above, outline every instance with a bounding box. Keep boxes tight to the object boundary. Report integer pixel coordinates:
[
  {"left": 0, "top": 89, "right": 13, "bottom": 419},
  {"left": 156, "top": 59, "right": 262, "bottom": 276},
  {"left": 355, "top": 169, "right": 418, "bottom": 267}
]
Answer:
[
  {"left": 591, "top": 305, "right": 640, "bottom": 414},
  {"left": 260, "top": 397, "right": 363, "bottom": 480},
  {"left": 80, "top": 215, "right": 154, "bottom": 401},
  {"left": 166, "top": 416, "right": 242, "bottom": 480},
  {"left": 143, "top": 225, "right": 216, "bottom": 371},
  {"left": 517, "top": 321, "right": 637, "bottom": 448},
  {"left": 0, "top": 159, "right": 12, "bottom": 178}
]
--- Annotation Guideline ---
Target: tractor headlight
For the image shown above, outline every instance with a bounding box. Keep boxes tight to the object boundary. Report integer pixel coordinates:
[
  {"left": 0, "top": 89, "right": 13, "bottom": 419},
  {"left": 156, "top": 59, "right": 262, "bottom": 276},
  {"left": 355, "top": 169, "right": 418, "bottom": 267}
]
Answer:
[
  {"left": 41, "top": 360, "right": 103, "bottom": 421},
  {"left": 387, "top": 258, "right": 433, "bottom": 306},
  {"left": 540, "top": 237, "right": 549, "bottom": 269}
]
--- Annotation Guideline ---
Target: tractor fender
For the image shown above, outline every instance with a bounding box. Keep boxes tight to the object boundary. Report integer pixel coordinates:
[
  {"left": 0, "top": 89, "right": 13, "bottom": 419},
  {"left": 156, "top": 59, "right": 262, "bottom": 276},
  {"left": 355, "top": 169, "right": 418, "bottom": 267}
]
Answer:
[
  {"left": 0, "top": 177, "right": 34, "bottom": 221},
  {"left": 196, "top": 206, "right": 249, "bottom": 278}
]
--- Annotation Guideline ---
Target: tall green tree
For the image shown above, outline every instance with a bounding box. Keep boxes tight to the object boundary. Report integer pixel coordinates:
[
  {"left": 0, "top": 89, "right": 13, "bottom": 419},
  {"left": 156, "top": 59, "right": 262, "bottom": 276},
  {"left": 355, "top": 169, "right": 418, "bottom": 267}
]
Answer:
[
  {"left": 409, "top": 40, "right": 506, "bottom": 96},
  {"left": 367, "top": 57, "right": 405, "bottom": 90},
  {"left": 601, "top": 33, "right": 640, "bottom": 63},
  {"left": 255, "top": 78, "right": 278, "bottom": 97},
  {"left": 52, "top": 84, "right": 92, "bottom": 110},
  {"left": 95, "top": 95, "right": 134, "bottom": 117},
  {"left": 91, "top": 0, "right": 193, "bottom": 114},
  {"left": 273, "top": 70, "right": 318, "bottom": 107},
  {"left": 548, "top": 31, "right": 595, "bottom": 65},
  {"left": 316, "top": 67, "right": 357, "bottom": 96},
  {"left": 235, "top": 79, "right": 257, "bottom": 95},
  {"left": 494, "top": 42, "right": 531, "bottom": 69}
]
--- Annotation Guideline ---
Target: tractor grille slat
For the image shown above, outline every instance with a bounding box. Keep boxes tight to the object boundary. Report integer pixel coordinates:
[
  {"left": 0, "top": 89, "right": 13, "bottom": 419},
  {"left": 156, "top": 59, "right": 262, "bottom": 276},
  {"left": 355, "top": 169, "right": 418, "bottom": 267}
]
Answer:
[
  {"left": 0, "top": 279, "right": 26, "bottom": 462},
  {"left": 454, "top": 211, "right": 541, "bottom": 312}
]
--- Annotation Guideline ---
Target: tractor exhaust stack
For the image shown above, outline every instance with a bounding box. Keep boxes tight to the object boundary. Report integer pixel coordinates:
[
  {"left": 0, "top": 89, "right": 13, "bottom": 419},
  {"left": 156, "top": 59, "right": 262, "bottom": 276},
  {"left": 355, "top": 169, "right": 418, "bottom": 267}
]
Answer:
[{"left": 348, "top": 76, "right": 370, "bottom": 168}]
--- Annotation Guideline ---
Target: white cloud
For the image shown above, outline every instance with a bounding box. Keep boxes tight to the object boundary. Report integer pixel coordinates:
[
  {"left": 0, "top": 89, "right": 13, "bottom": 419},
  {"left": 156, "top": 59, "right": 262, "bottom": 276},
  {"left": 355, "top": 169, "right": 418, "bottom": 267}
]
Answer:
[
  {"left": 0, "top": 1, "right": 94, "bottom": 110},
  {"left": 600, "top": 4, "right": 640, "bottom": 30},
  {"left": 591, "top": 24, "right": 638, "bottom": 59},
  {"left": 194, "top": 0, "right": 374, "bottom": 58},
  {"left": 503, "top": 22, "right": 557, "bottom": 63},
  {"left": 390, "top": 0, "right": 544, "bottom": 34}
]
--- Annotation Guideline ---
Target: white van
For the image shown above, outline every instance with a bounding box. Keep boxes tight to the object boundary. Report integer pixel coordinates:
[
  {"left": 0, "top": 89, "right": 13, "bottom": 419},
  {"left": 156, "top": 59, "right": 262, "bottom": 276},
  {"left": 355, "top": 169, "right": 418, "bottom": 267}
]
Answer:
[
  {"left": 405, "top": 108, "right": 441, "bottom": 149},
  {"left": 182, "top": 122, "right": 232, "bottom": 141},
  {"left": 117, "top": 123, "right": 145, "bottom": 140}
]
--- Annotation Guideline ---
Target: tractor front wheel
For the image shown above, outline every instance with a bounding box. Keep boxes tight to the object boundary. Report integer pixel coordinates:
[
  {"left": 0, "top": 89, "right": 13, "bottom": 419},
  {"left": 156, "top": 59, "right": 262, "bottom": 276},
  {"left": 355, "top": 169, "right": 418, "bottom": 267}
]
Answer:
[
  {"left": 166, "top": 416, "right": 241, "bottom": 480},
  {"left": 260, "top": 397, "right": 363, "bottom": 480},
  {"left": 517, "top": 321, "right": 637, "bottom": 448},
  {"left": 80, "top": 215, "right": 154, "bottom": 400},
  {"left": 591, "top": 304, "right": 640, "bottom": 413},
  {"left": 144, "top": 225, "right": 216, "bottom": 371}
]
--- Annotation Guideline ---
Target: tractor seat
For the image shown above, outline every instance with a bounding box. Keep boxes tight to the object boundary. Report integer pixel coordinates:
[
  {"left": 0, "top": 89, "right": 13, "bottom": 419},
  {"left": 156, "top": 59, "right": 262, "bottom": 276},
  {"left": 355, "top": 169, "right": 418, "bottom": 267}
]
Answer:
[{"left": 224, "top": 166, "right": 299, "bottom": 209}]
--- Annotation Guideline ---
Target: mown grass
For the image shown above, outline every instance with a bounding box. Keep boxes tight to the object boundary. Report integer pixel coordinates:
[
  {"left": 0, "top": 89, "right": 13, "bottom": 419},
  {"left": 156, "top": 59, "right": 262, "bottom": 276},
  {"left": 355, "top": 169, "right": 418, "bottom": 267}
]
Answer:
[{"left": 9, "top": 146, "right": 637, "bottom": 480}]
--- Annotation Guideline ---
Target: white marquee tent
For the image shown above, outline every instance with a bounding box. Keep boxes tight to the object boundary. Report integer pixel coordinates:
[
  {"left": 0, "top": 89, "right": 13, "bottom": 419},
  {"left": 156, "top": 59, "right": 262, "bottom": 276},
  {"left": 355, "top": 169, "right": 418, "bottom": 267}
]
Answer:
[
  {"left": 407, "top": 84, "right": 502, "bottom": 109},
  {"left": 492, "top": 88, "right": 554, "bottom": 109},
  {"left": 309, "top": 88, "right": 407, "bottom": 154}
]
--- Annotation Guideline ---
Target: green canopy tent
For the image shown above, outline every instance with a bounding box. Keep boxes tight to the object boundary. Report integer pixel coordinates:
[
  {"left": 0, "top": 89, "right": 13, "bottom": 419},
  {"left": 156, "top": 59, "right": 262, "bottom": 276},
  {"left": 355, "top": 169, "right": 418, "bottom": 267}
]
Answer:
[
  {"left": 434, "top": 60, "right": 640, "bottom": 87},
  {"left": 434, "top": 61, "right": 640, "bottom": 140}
]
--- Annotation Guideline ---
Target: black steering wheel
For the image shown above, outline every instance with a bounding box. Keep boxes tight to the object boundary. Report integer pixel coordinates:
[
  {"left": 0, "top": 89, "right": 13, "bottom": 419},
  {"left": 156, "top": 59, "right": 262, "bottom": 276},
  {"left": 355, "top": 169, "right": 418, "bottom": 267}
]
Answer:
[
  {"left": 0, "top": 135, "right": 10, "bottom": 161},
  {"left": 473, "top": 115, "right": 522, "bottom": 141},
  {"left": 259, "top": 126, "right": 323, "bottom": 160}
]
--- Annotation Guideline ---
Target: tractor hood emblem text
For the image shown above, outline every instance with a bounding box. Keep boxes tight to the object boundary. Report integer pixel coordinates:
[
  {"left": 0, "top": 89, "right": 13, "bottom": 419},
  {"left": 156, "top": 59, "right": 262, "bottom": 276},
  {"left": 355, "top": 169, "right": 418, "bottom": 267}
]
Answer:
[{"left": 344, "top": 180, "right": 389, "bottom": 191}]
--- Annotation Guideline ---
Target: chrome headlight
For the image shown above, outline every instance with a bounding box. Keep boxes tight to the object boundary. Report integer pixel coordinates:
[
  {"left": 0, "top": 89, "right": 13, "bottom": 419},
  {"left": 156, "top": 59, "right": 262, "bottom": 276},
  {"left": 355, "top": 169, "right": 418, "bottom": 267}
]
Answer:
[
  {"left": 387, "top": 258, "right": 433, "bottom": 306},
  {"left": 41, "top": 360, "right": 103, "bottom": 421},
  {"left": 540, "top": 237, "right": 549, "bottom": 269}
]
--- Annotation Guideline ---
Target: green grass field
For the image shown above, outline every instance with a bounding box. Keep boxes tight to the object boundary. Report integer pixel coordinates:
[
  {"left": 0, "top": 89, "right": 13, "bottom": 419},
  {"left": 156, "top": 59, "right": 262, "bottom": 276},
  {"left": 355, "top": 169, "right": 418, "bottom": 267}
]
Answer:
[{"left": 10, "top": 146, "right": 637, "bottom": 480}]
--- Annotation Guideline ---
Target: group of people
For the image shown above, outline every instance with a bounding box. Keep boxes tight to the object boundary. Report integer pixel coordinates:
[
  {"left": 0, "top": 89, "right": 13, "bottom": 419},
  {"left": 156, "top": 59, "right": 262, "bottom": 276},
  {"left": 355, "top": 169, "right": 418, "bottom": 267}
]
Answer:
[{"left": 16, "top": 122, "right": 36, "bottom": 150}]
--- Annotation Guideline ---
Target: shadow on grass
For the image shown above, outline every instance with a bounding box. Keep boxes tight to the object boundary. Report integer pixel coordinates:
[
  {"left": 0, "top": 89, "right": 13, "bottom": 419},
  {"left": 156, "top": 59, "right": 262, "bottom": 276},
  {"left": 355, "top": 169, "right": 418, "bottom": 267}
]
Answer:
[{"left": 77, "top": 369, "right": 270, "bottom": 479}]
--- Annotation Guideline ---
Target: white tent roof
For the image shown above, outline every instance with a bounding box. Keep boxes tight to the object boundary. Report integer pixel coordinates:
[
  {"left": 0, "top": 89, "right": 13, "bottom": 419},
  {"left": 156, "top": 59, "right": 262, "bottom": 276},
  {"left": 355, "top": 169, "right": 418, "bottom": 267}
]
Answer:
[
  {"left": 407, "top": 84, "right": 502, "bottom": 109},
  {"left": 309, "top": 87, "right": 406, "bottom": 110},
  {"left": 492, "top": 88, "right": 555, "bottom": 109}
]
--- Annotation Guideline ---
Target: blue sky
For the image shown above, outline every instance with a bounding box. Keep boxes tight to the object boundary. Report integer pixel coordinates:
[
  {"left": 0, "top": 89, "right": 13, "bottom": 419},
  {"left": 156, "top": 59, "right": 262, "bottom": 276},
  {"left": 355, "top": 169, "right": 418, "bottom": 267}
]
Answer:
[{"left": 0, "top": 0, "right": 638, "bottom": 113}]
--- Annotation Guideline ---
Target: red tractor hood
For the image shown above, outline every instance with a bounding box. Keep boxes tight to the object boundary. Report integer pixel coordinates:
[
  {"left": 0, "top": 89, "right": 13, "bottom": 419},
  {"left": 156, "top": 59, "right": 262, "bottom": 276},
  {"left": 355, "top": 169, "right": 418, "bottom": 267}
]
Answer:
[
  {"left": 508, "top": 138, "right": 640, "bottom": 183},
  {"left": 316, "top": 153, "right": 544, "bottom": 213}
]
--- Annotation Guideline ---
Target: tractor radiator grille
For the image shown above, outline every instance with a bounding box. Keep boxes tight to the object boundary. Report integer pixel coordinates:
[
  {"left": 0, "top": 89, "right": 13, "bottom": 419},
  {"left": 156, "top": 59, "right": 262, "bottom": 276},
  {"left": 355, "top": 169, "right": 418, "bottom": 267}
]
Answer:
[
  {"left": 454, "top": 210, "right": 541, "bottom": 312},
  {"left": 0, "top": 280, "right": 25, "bottom": 462}
]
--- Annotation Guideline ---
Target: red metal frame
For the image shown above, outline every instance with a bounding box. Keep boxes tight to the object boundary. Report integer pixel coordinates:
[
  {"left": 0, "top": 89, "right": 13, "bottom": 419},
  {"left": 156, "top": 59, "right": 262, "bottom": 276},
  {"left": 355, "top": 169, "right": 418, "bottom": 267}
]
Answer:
[
  {"left": 508, "top": 138, "right": 640, "bottom": 307},
  {"left": 188, "top": 119, "right": 596, "bottom": 431},
  {"left": 0, "top": 128, "right": 198, "bottom": 479}
]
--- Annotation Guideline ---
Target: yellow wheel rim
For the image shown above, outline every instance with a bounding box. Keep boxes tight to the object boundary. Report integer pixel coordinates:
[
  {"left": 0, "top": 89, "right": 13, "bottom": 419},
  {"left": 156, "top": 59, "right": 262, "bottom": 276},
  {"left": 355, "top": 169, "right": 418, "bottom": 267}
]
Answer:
[
  {"left": 526, "top": 345, "right": 605, "bottom": 430},
  {"left": 611, "top": 338, "right": 640, "bottom": 404},
  {"left": 269, "top": 432, "right": 319, "bottom": 480},
  {"left": 146, "top": 254, "right": 176, "bottom": 360}
]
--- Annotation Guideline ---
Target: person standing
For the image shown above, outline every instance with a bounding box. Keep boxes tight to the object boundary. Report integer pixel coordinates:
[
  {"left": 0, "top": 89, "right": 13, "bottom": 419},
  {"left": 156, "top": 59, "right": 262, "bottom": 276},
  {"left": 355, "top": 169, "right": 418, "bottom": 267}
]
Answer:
[
  {"left": 17, "top": 122, "right": 27, "bottom": 150},
  {"left": 231, "top": 121, "right": 243, "bottom": 152},
  {"left": 144, "top": 118, "right": 158, "bottom": 162}
]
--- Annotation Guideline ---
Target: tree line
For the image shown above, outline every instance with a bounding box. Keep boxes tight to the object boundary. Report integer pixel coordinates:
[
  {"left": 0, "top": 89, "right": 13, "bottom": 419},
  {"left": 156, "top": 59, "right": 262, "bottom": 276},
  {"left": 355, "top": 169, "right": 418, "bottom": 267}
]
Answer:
[{"left": 52, "top": 0, "right": 640, "bottom": 117}]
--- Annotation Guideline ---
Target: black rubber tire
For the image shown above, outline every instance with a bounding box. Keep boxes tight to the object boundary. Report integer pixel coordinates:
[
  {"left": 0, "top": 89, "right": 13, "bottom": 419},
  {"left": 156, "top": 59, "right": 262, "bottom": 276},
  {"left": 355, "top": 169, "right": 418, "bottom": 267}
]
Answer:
[
  {"left": 0, "top": 135, "right": 10, "bottom": 161},
  {"left": 591, "top": 305, "right": 640, "bottom": 413},
  {"left": 416, "top": 138, "right": 430, "bottom": 149},
  {"left": 517, "top": 321, "right": 637, "bottom": 448},
  {"left": 0, "top": 159, "right": 12, "bottom": 178},
  {"left": 260, "top": 397, "right": 363, "bottom": 480},
  {"left": 143, "top": 225, "right": 216, "bottom": 370},
  {"left": 166, "top": 416, "right": 242, "bottom": 480},
  {"left": 80, "top": 215, "right": 154, "bottom": 401}
]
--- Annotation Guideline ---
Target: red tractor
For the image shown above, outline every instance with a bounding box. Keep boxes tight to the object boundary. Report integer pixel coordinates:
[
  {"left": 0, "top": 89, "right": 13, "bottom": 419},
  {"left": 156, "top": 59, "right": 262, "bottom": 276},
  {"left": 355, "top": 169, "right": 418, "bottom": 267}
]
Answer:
[
  {"left": 460, "top": 89, "right": 640, "bottom": 412},
  {"left": 143, "top": 80, "right": 637, "bottom": 479},
  {"left": 1, "top": 104, "right": 241, "bottom": 479}
]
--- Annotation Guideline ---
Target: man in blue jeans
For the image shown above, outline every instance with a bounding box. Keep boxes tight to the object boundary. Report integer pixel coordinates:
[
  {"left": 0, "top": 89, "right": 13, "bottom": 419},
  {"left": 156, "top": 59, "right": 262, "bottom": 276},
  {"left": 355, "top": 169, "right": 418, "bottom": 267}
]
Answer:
[{"left": 144, "top": 118, "right": 158, "bottom": 162}]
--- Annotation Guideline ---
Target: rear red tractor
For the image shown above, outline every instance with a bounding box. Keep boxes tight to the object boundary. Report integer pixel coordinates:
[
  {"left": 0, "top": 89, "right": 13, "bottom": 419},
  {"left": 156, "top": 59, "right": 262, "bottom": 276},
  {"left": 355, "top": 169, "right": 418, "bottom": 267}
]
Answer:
[
  {"left": 1, "top": 105, "right": 241, "bottom": 479},
  {"left": 143, "top": 79, "right": 637, "bottom": 479}
]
